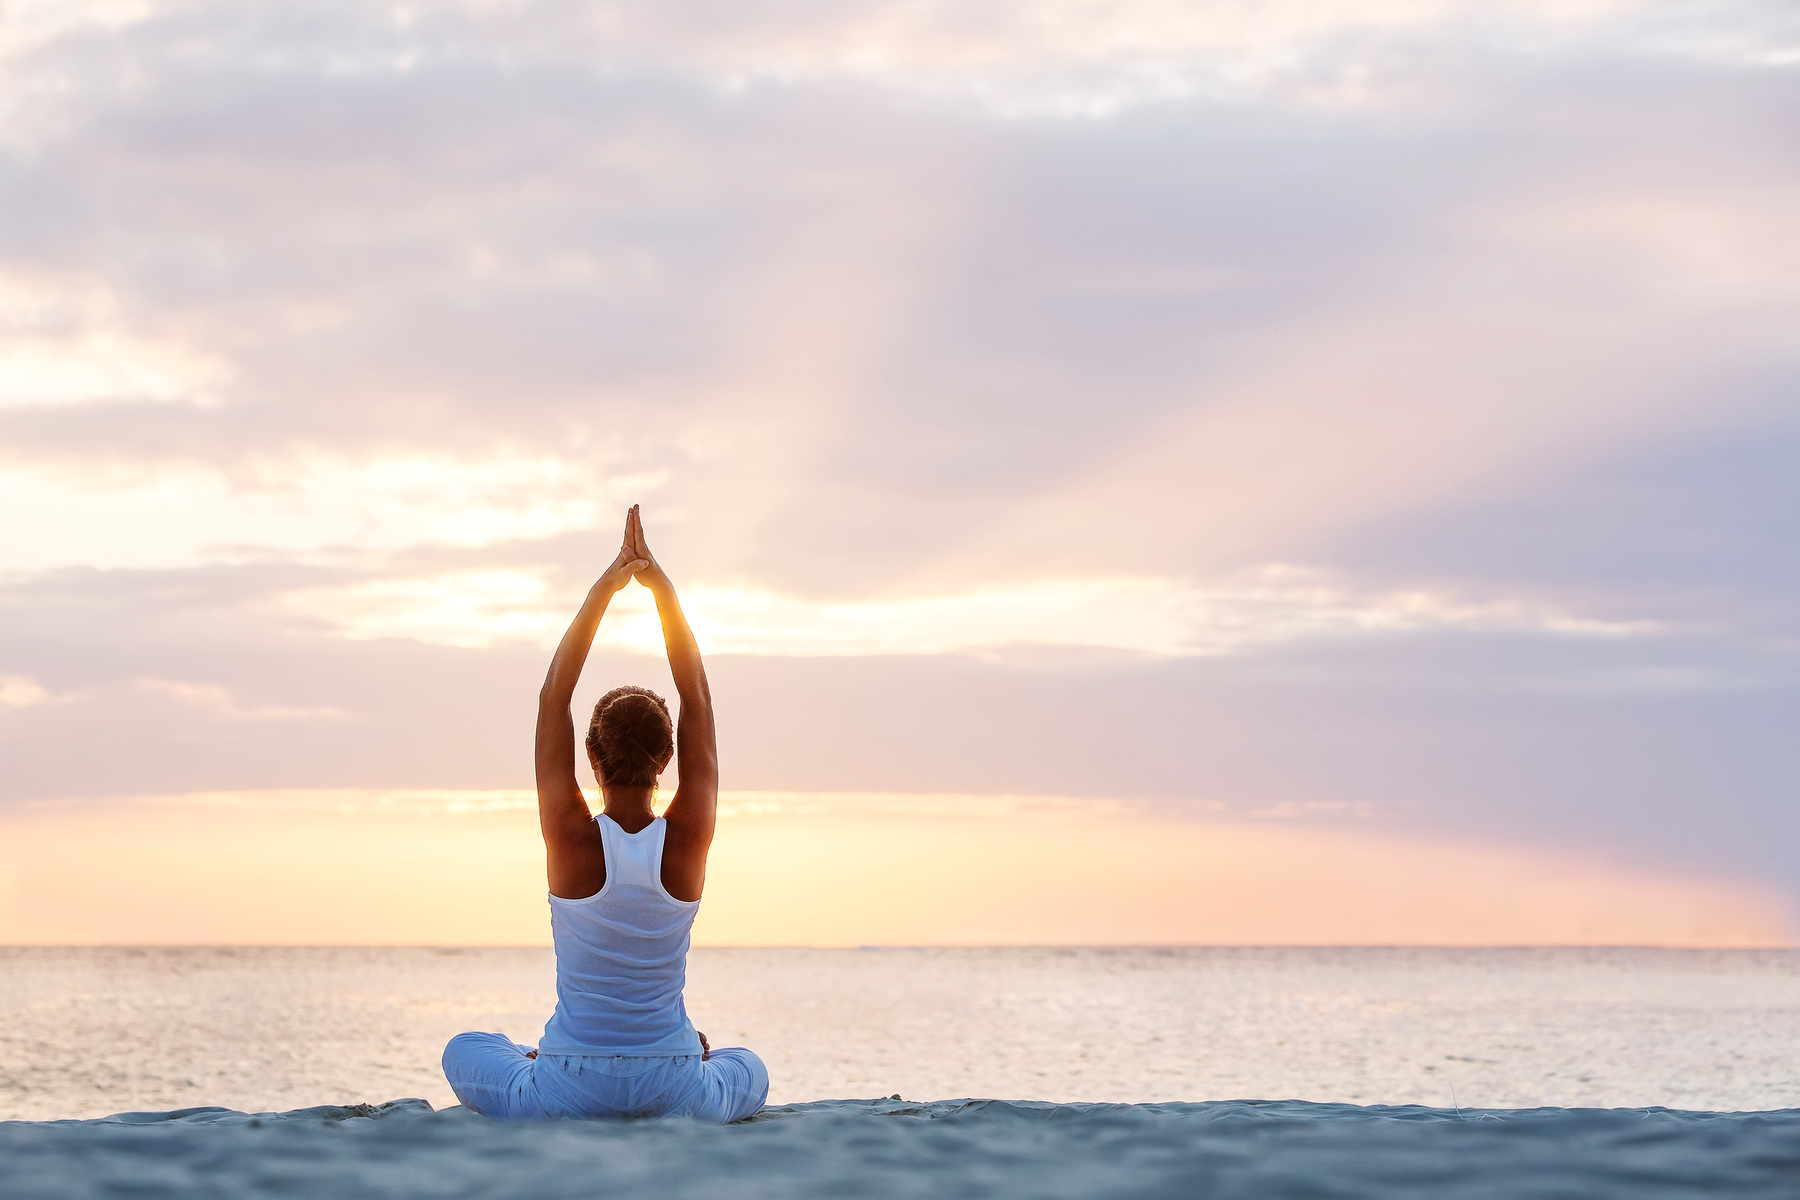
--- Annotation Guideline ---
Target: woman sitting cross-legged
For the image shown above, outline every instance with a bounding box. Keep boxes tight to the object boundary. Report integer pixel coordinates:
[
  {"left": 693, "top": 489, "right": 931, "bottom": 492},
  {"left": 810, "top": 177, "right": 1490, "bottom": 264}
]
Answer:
[{"left": 442, "top": 505, "right": 768, "bottom": 1122}]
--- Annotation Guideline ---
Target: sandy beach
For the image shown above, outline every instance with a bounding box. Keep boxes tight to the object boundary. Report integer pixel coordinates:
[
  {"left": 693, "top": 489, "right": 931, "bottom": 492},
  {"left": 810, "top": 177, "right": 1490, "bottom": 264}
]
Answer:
[{"left": 8, "top": 1095, "right": 1799, "bottom": 1200}]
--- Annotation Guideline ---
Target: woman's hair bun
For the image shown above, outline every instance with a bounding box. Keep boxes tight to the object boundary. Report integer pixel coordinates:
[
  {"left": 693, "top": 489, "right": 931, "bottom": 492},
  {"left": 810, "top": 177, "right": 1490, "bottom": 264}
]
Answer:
[{"left": 586, "top": 685, "right": 674, "bottom": 788}]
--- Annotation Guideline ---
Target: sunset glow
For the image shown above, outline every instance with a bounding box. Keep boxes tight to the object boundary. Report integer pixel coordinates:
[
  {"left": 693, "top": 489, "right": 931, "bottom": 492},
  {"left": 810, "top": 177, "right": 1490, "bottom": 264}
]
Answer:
[
  {"left": 0, "top": 793, "right": 1785, "bottom": 948},
  {"left": 1, "top": 0, "right": 1796, "bottom": 949}
]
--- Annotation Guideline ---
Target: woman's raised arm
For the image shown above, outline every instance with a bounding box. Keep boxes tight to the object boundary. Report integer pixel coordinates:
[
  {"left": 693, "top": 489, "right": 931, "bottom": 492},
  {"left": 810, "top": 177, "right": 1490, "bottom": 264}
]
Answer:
[
  {"left": 624, "top": 509, "right": 717, "bottom": 900},
  {"left": 536, "top": 510, "right": 647, "bottom": 872}
]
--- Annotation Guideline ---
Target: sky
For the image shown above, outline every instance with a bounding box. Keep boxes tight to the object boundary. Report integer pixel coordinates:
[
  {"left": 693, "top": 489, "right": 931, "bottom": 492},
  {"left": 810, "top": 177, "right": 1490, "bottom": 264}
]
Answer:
[{"left": 1, "top": 0, "right": 1797, "bottom": 945}]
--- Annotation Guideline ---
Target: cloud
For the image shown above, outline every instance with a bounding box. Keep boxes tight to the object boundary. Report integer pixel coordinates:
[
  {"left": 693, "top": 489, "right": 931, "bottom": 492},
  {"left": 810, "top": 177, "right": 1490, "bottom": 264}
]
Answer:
[
  {"left": 1, "top": 0, "right": 1793, "bottom": 594},
  {"left": 15, "top": 1, "right": 1791, "bottom": 124},
  {"left": 0, "top": 333, "right": 228, "bottom": 409},
  {"left": 279, "top": 566, "right": 1656, "bottom": 656},
  {"left": 281, "top": 568, "right": 569, "bottom": 650},
  {"left": 0, "top": 270, "right": 230, "bottom": 409},
  {"left": 0, "top": 453, "right": 664, "bottom": 571},
  {"left": 133, "top": 678, "right": 348, "bottom": 721},
  {"left": 0, "top": 674, "right": 61, "bottom": 709},
  {"left": 0, "top": 0, "right": 1795, "bottom": 920},
  {"left": 93, "top": 787, "right": 1143, "bottom": 819}
]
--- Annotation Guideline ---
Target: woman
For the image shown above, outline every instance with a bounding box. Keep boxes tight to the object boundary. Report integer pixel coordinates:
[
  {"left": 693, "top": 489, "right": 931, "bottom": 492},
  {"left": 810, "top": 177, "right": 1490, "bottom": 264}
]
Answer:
[{"left": 442, "top": 505, "right": 768, "bottom": 1122}]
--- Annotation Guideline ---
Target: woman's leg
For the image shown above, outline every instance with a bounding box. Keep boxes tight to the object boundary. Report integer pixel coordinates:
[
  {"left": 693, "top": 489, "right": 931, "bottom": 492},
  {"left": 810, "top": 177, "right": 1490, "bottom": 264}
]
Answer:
[
  {"left": 441, "top": 1032, "right": 542, "bottom": 1118},
  {"left": 681, "top": 1047, "right": 770, "bottom": 1124}
]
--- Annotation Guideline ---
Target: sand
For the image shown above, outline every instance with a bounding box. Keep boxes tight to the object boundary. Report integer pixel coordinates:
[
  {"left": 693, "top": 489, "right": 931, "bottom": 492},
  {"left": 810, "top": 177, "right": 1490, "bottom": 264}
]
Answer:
[{"left": 5, "top": 1096, "right": 1797, "bottom": 1199}]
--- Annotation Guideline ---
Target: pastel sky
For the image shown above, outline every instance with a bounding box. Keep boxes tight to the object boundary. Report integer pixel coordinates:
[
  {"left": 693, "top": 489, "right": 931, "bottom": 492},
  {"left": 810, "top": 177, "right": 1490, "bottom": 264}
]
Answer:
[{"left": 2, "top": 0, "right": 1797, "bottom": 945}]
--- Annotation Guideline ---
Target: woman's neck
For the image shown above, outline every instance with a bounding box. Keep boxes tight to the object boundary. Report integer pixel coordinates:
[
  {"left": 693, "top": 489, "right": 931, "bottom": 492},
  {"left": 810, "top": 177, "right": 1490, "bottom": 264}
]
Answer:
[{"left": 600, "top": 787, "right": 656, "bottom": 833}]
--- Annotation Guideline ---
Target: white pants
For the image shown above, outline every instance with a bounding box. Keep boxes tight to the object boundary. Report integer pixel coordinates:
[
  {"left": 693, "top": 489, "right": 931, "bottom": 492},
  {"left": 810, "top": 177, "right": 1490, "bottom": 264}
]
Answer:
[{"left": 442, "top": 1031, "right": 768, "bottom": 1124}]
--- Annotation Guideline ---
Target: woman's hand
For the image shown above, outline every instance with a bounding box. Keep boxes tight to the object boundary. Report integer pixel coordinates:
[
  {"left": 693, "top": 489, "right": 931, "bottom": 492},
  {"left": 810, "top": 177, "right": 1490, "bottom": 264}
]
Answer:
[
  {"left": 596, "top": 506, "right": 649, "bottom": 595},
  {"left": 624, "top": 504, "right": 671, "bottom": 591}
]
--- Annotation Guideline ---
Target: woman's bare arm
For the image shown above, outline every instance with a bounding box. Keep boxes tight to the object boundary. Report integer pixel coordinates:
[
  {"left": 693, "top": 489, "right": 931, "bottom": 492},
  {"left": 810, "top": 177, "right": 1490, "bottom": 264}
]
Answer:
[
  {"left": 536, "top": 508, "right": 647, "bottom": 897},
  {"left": 625, "top": 509, "right": 717, "bottom": 901}
]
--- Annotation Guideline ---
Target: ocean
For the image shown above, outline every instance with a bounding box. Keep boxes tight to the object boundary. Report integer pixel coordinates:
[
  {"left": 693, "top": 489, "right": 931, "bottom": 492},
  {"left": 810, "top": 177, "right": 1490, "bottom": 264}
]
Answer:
[{"left": 5, "top": 945, "right": 1799, "bottom": 1120}]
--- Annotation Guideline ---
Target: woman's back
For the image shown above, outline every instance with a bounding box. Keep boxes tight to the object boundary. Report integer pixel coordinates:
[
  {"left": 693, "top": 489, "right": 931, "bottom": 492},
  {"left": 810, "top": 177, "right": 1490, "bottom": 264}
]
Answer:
[{"left": 539, "top": 814, "right": 703, "bottom": 1057}]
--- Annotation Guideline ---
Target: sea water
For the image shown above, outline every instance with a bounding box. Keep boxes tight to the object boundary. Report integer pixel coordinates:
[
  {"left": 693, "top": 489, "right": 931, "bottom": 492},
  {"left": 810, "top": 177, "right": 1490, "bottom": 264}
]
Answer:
[{"left": 5, "top": 946, "right": 1799, "bottom": 1121}]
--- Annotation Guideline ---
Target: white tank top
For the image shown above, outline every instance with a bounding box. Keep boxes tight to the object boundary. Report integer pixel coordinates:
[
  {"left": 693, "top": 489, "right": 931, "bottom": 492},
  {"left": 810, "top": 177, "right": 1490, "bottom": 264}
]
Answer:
[{"left": 538, "top": 814, "right": 703, "bottom": 1056}]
